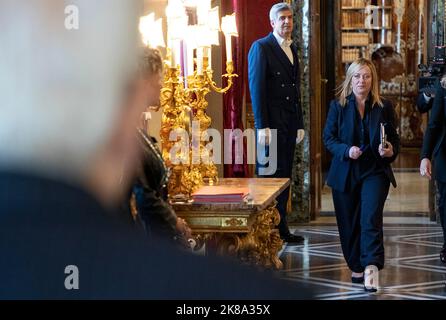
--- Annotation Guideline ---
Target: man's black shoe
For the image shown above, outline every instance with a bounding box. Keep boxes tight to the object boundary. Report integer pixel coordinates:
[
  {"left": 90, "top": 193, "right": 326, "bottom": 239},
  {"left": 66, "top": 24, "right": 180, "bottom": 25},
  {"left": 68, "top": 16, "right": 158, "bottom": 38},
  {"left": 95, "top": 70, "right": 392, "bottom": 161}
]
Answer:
[
  {"left": 281, "top": 233, "right": 304, "bottom": 243},
  {"left": 440, "top": 249, "right": 446, "bottom": 263}
]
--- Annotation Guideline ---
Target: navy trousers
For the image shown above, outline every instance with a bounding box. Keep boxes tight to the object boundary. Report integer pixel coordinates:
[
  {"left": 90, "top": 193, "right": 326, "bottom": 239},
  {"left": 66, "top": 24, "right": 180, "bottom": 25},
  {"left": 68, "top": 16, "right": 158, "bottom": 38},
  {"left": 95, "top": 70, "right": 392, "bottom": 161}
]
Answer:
[
  {"left": 332, "top": 168, "right": 390, "bottom": 272},
  {"left": 257, "top": 126, "right": 298, "bottom": 237},
  {"left": 437, "top": 181, "right": 446, "bottom": 249}
]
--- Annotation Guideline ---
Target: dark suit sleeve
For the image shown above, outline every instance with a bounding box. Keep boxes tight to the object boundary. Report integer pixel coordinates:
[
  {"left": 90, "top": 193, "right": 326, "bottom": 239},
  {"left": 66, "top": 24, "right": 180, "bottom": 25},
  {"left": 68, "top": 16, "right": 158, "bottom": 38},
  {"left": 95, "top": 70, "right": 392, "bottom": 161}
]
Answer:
[
  {"left": 323, "top": 100, "right": 350, "bottom": 161},
  {"left": 421, "top": 82, "right": 445, "bottom": 160},
  {"left": 382, "top": 101, "right": 400, "bottom": 163},
  {"left": 416, "top": 93, "right": 434, "bottom": 114},
  {"left": 248, "top": 41, "right": 269, "bottom": 129},
  {"left": 133, "top": 182, "right": 178, "bottom": 234}
]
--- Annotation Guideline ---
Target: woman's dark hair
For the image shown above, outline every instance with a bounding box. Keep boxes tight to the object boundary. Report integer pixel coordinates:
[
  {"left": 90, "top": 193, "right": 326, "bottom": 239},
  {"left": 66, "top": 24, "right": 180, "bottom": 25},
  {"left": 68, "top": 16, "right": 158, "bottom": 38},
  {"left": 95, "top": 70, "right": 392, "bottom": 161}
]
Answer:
[{"left": 140, "top": 48, "right": 163, "bottom": 78}]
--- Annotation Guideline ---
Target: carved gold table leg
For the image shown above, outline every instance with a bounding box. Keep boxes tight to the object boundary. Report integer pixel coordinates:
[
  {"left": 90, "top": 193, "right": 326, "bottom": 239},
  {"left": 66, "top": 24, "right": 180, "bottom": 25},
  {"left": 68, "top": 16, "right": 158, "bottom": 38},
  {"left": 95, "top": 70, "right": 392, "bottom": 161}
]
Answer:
[
  {"left": 234, "top": 202, "right": 283, "bottom": 269},
  {"left": 180, "top": 202, "right": 284, "bottom": 269},
  {"left": 243, "top": 202, "right": 283, "bottom": 269}
]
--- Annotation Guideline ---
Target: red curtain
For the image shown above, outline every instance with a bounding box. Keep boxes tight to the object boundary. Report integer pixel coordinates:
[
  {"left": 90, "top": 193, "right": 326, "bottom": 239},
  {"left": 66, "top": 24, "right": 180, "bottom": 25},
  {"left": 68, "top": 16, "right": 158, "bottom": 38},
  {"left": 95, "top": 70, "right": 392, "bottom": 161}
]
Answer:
[{"left": 222, "top": 0, "right": 276, "bottom": 177}]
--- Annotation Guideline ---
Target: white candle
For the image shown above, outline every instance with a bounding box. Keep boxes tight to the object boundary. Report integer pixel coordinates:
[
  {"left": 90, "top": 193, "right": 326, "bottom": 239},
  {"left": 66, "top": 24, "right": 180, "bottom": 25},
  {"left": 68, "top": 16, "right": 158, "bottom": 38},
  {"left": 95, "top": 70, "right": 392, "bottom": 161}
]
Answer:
[
  {"left": 174, "top": 41, "right": 181, "bottom": 69},
  {"left": 208, "top": 47, "right": 212, "bottom": 71},
  {"left": 171, "top": 49, "right": 176, "bottom": 68},
  {"left": 168, "top": 38, "right": 175, "bottom": 67},
  {"left": 186, "top": 45, "right": 194, "bottom": 77},
  {"left": 203, "top": 46, "right": 211, "bottom": 71},
  {"left": 208, "top": 50, "right": 212, "bottom": 71},
  {"left": 225, "top": 34, "right": 232, "bottom": 63},
  {"left": 197, "top": 47, "right": 204, "bottom": 75}
]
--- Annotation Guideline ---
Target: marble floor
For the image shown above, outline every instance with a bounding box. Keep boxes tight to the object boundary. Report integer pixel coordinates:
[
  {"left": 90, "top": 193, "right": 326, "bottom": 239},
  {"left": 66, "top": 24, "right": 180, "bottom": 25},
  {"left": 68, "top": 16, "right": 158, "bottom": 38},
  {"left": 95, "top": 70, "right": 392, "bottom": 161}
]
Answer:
[
  {"left": 283, "top": 171, "right": 445, "bottom": 300},
  {"left": 321, "top": 171, "right": 430, "bottom": 214},
  {"left": 281, "top": 222, "right": 445, "bottom": 300}
]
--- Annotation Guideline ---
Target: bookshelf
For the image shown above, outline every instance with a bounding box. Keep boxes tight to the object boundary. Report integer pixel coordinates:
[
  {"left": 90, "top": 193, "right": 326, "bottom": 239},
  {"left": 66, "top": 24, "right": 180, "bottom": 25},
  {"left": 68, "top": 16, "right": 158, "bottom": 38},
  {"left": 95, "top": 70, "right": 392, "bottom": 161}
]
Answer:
[
  {"left": 340, "top": 0, "right": 393, "bottom": 64},
  {"left": 336, "top": 0, "right": 427, "bottom": 148}
]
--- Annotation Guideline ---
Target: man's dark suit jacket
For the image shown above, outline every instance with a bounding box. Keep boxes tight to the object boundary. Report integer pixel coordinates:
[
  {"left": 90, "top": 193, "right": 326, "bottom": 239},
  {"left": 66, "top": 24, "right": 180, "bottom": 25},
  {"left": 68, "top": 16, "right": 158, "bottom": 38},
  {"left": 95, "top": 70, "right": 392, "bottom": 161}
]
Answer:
[
  {"left": 248, "top": 32, "right": 303, "bottom": 131},
  {"left": 421, "top": 82, "right": 446, "bottom": 183},
  {"left": 323, "top": 95, "right": 400, "bottom": 193},
  {"left": 417, "top": 93, "right": 434, "bottom": 114},
  {"left": 0, "top": 171, "right": 313, "bottom": 299}
]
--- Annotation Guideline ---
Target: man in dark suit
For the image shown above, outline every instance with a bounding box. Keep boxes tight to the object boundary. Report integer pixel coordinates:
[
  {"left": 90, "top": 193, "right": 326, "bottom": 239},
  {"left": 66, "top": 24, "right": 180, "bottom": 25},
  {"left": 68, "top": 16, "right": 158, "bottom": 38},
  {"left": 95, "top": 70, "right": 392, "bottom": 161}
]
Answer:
[
  {"left": 420, "top": 79, "right": 446, "bottom": 263},
  {"left": 0, "top": 0, "right": 313, "bottom": 299},
  {"left": 248, "top": 3, "right": 304, "bottom": 243}
]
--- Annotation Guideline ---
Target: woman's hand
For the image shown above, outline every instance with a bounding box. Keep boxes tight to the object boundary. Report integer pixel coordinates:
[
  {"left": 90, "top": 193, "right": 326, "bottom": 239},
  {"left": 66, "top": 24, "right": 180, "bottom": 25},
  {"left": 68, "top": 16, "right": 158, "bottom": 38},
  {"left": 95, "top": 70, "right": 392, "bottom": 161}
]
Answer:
[
  {"left": 379, "top": 142, "right": 393, "bottom": 158},
  {"left": 349, "top": 146, "right": 362, "bottom": 159},
  {"left": 420, "top": 158, "right": 432, "bottom": 180}
]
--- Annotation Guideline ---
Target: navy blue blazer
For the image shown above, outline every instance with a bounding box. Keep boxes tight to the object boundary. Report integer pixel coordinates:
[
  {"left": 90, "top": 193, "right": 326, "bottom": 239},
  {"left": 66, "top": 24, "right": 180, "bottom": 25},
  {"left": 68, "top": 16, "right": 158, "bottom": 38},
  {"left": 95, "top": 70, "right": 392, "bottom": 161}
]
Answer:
[
  {"left": 421, "top": 81, "right": 446, "bottom": 182},
  {"left": 323, "top": 95, "right": 400, "bottom": 192},
  {"left": 248, "top": 32, "right": 304, "bottom": 130}
]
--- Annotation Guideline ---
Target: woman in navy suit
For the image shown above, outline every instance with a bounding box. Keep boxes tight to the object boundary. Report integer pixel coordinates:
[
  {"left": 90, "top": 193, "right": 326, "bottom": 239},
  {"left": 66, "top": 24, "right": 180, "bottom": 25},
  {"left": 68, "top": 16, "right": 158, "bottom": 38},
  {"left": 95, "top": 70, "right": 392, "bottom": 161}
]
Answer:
[{"left": 323, "top": 58, "right": 400, "bottom": 292}]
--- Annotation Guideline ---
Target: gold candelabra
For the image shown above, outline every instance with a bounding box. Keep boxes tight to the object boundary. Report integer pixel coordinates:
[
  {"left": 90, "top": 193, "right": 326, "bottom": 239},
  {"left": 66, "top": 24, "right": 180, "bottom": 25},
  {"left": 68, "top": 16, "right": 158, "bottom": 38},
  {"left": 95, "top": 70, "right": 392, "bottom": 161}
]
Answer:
[
  {"left": 140, "top": 1, "right": 239, "bottom": 201},
  {"left": 160, "top": 56, "right": 238, "bottom": 201}
]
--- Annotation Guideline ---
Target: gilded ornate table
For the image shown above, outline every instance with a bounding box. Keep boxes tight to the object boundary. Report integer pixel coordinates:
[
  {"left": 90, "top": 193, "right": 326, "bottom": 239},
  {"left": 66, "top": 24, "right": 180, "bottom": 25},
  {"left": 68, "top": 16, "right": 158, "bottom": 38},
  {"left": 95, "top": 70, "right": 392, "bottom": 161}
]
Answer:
[{"left": 171, "top": 178, "right": 289, "bottom": 269}]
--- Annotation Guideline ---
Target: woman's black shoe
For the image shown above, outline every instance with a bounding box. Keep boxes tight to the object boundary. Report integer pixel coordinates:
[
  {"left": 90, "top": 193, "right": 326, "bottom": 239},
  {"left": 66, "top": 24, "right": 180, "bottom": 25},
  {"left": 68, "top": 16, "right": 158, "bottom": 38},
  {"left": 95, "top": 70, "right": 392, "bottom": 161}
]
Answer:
[
  {"left": 351, "top": 276, "right": 364, "bottom": 283},
  {"left": 364, "top": 285, "right": 378, "bottom": 293},
  {"left": 364, "top": 265, "right": 379, "bottom": 292},
  {"left": 440, "top": 250, "right": 446, "bottom": 263}
]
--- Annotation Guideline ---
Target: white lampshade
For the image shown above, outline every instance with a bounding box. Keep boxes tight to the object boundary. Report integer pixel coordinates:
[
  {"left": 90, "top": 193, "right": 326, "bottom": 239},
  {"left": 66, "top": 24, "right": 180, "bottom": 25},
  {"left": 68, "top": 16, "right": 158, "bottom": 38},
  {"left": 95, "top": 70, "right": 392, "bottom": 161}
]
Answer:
[
  {"left": 166, "top": 0, "right": 186, "bottom": 19},
  {"left": 183, "top": 0, "right": 198, "bottom": 7},
  {"left": 221, "top": 13, "right": 238, "bottom": 37},
  {"left": 139, "top": 13, "right": 155, "bottom": 46},
  {"left": 168, "top": 15, "right": 188, "bottom": 40},
  {"left": 195, "top": 25, "right": 216, "bottom": 48},
  {"left": 197, "top": 0, "right": 211, "bottom": 25},
  {"left": 139, "top": 13, "right": 165, "bottom": 48},
  {"left": 151, "top": 18, "right": 166, "bottom": 48},
  {"left": 208, "top": 6, "right": 220, "bottom": 31},
  {"left": 185, "top": 25, "right": 199, "bottom": 49},
  {"left": 209, "top": 30, "right": 219, "bottom": 46}
]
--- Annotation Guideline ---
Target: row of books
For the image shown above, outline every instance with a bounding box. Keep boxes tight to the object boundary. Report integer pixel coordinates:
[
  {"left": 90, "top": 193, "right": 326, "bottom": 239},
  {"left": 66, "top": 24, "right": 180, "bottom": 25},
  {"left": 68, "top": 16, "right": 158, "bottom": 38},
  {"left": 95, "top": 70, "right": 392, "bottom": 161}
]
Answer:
[
  {"left": 342, "top": 0, "right": 369, "bottom": 8},
  {"left": 342, "top": 48, "right": 362, "bottom": 63},
  {"left": 343, "top": 11, "right": 392, "bottom": 29},
  {"left": 342, "top": 32, "right": 369, "bottom": 46},
  {"left": 342, "top": 0, "right": 392, "bottom": 7},
  {"left": 342, "top": 12, "right": 367, "bottom": 29}
]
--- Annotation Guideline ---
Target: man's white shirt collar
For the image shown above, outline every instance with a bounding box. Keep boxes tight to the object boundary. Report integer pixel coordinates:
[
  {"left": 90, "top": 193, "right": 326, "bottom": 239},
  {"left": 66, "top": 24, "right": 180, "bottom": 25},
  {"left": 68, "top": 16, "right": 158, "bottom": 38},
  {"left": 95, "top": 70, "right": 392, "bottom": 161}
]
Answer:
[{"left": 273, "top": 32, "right": 292, "bottom": 47}]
